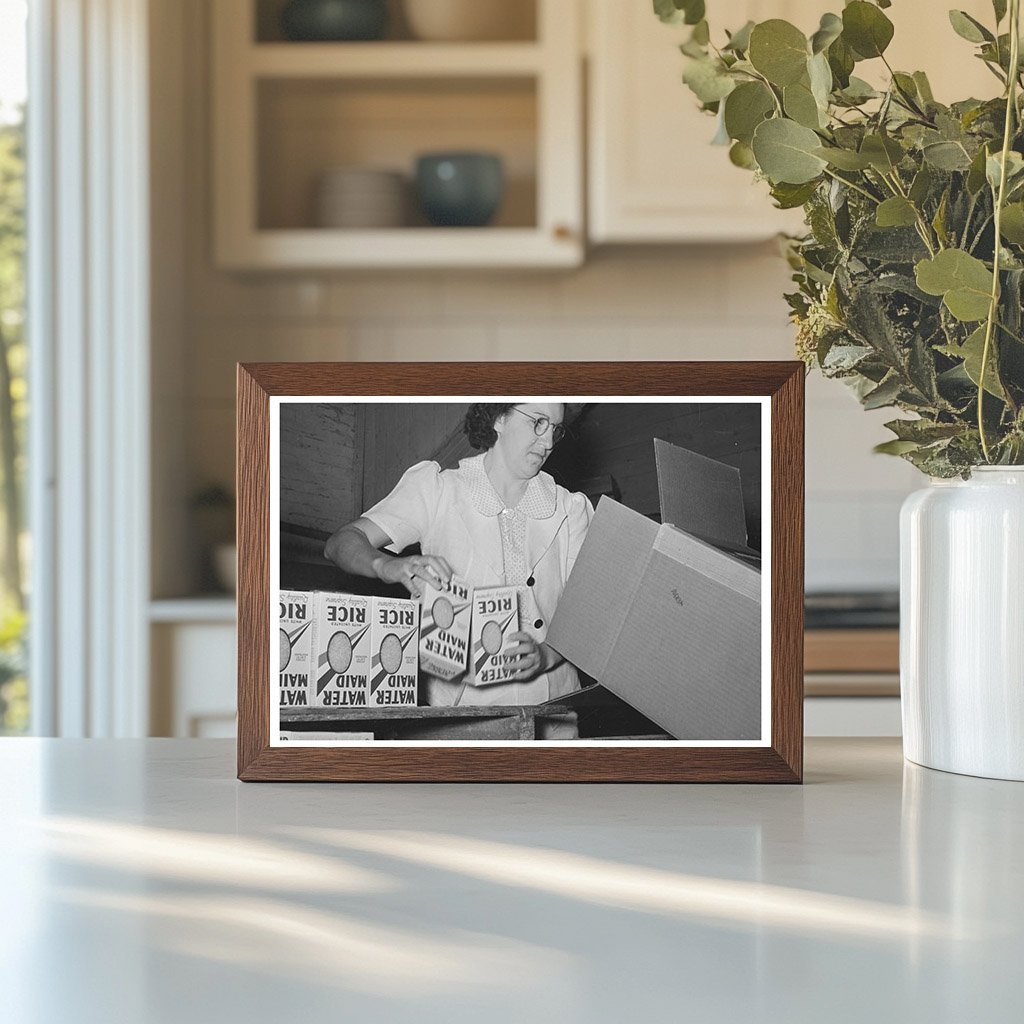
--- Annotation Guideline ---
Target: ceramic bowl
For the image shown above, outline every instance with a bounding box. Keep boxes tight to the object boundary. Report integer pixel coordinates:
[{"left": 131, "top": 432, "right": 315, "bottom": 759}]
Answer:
[
  {"left": 280, "top": 0, "right": 388, "bottom": 42},
  {"left": 415, "top": 152, "right": 504, "bottom": 227},
  {"left": 315, "top": 168, "right": 407, "bottom": 228}
]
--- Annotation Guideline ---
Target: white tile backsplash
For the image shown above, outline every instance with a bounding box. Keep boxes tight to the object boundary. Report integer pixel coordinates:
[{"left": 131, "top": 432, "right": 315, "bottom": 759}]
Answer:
[{"left": 182, "top": 249, "right": 920, "bottom": 592}]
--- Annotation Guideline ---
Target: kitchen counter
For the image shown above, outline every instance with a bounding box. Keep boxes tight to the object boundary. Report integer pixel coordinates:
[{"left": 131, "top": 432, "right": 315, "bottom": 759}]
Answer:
[{"left": 1, "top": 738, "right": 1021, "bottom": 1023}]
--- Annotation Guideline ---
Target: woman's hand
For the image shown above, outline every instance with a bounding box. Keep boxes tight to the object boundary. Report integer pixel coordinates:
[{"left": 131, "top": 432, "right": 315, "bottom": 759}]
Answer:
[
  {"left": 374, "top": 553, "right": 453, "bottom": 598},
  {"left": 506, "top": 632, "right": 556, "bottom": 682}
]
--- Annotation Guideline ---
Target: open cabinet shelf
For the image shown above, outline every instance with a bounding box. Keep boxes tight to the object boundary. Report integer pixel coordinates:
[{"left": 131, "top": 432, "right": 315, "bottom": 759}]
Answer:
[{"left": 212, "top": 0, "right": 582, "bottom": 268}]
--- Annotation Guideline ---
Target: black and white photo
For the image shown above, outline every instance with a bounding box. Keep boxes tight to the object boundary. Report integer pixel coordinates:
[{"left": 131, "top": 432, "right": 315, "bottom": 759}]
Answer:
[{"left": 270, "top": 397, "right": 769, "bottom": 746}]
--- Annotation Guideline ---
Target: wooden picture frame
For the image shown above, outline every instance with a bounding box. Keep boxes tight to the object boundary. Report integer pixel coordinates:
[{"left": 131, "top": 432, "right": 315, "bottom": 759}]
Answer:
[{"left": 237, "top": 362, "right": 804, "bottom": 782}]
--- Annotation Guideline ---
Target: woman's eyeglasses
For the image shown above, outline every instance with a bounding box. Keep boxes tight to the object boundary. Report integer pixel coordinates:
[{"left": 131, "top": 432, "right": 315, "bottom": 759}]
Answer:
[{"left": 511, "top": 408, "right": 566, "bottom": 444}]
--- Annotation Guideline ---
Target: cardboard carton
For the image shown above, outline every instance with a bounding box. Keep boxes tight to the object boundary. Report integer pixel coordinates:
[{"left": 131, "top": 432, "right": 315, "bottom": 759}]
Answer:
[
  {"left": 546, "top": 439, "right": 762, "bottom": 740},
  {"left": 278, "top": 589, "right": 315, "bottom": 709},
  {"left": 469, "top": 586, "right": 520, "bottom": 686},
  {"left": 419, "top": 574, "right": 473, "bottom": 680},
  {"left": 310, "top": 592, "right": 372, "bottom": 708},
  {"left": 369, "top": 596, "right": 420, "bottom": 707}
]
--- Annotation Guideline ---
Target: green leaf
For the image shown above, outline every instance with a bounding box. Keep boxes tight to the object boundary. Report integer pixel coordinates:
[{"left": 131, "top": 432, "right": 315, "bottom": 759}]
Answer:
[
  {"left": 808, "top": 52, "right": 833, "bottom": 109},
  {"left": 860, "top": 133, "right": 904, "bottom": 173},
  {"left": 723, "top": 81, "right": 775, "bottom": 144},
  {"left": 967, "top": 144, "right": 991, "bottom": 194},
  {"left": 770, "top": 180, "right": 820, "bottom": 209},
  {"left": 827, "top": 36, "right": 855, "bottom": 89},
  {"left": 884, "top": 418, "right": 963, "bottom": 443},
  {"left": 891, "top": 72, "right": 922, "bottom": 110},
  {"left": 932, "top": 190, "right": 950, "bottom": 247},
  {"left": 813, "top": 146, "right": 872, "bottom": 170},
  {"left": 748, "top": 20, "right": 809, "bottom": 87},
  {"left": 692, "top": 19, "right": 710, "bottom": 45},
  {"left": 751, "top": 118, "right": 828, "bottom": 184},
  {"left": 993, "top": 0, "right": 1008, "bottom": 24},
  {"left": 784, "top": 80, "right": 824, "bottom": 129},
  {"left": 729, "top": 140, "right": 757, "bottom": 169},
  {"left": 876, "top": 197, "right": 918, "bottom": 228},
  {"left": 986, "top": 150, "right": 1024, "bottom": 191},
  {"left": 837, "top": 76, "right": 879, "bottom": 104},
  {"left": 842, "top": 1, "right": 895, "bottom": 59},
  {"left": 874, "top": 438, "right": 922, "bottom": 455},
  {"left": 922, "top": 140, "right": 972, "bottom": 171},
  {"left": 724, "top": 20, "right": 755, "bottom": 53},
  {"left": 653, "top": 0, "right": 705, "bottom": 26},
  {"left": 909, "top": 164, "right": 933, "bottom": 205},
  {"left": 915, "top": 249, "right": 994, "bottom": 322},
  {"left": 682, "top": 57, "right": 736, "bottom": 104},
  {"left": 862, "top": 374, "right": 903, "bottom": 409},
  {"left": 810, "top": 12, "right": 843, "bottom": 54},
  {"left": 939, "top": 325, "right": 1006, "bottom": 398},
  {"left": 913, "top": 71, "right": 935, "bottom": 104},
  {"left": 1000, "top": 203, "right": 1024, "bottom": 245},
  {"left": 711, "top": 109, "right": 731, "bottom": 145},
  {"left": 948, "top": 10, "right": 994, "bottom": 44}
]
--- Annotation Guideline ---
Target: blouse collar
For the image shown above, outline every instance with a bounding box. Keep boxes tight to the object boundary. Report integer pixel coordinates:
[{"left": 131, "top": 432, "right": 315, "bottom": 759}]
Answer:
[{"left": 458, "top": 452, "right": 557, "bottom": 520}]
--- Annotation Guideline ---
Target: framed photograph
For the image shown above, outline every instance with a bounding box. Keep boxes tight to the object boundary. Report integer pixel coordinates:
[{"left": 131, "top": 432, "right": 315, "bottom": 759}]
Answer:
[{"left": 237, "top": 362, "right": 804, "bottom": 782}]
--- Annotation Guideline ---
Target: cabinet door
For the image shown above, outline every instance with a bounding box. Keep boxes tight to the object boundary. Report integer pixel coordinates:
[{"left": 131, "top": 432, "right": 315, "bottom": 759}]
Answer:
[
  {"left": 588, "top": 0, "right": 814, "bottom": 243},
  {"left": 588, "top": 0, "right": 997, "bottom": 244}
]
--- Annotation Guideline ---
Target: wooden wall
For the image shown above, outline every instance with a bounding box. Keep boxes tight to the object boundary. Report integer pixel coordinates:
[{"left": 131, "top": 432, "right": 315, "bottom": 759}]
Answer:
[
  {"left": 545, "top": 402, "right": 762, "bottom": 550},
  {"left": 280, "top": 401, "right": 761, "bottom": 550},
  {"left": 278, "top": 403, "right": 362, "bottom": 535},
  {"left": 361, "top": 402, "right": 472, "bottom": 508}
]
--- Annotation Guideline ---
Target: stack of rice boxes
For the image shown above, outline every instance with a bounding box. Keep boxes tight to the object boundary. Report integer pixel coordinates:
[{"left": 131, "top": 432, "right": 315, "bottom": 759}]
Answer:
[{"left": 277, "top": 578, "right": 523, "bottom": 710}]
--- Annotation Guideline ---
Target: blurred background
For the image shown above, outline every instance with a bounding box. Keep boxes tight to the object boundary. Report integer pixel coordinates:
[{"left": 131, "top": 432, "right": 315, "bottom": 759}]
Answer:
[{"left": 0, "top": 0, "right": 998, "bottom": 739}]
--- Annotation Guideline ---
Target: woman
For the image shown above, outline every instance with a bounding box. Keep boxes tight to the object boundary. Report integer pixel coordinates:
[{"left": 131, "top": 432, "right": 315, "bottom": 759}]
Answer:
[{"left": 324, "top": 403, "right": 593, "bottom": 708}]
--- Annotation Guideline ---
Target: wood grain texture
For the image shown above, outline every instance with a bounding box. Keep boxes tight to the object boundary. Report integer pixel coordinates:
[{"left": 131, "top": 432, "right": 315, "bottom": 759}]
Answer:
[
  {"left": 237, "top": 364, "right": 271, "bottom": 779},
  {"left": 237, "top": 361, "right": 805, "bottom": 783},
  {"left": 770, "top": 364, "right": 804, "bottom": 782},
  {"left": 804, "top": 629, "right": 899, "bottom": 674}
]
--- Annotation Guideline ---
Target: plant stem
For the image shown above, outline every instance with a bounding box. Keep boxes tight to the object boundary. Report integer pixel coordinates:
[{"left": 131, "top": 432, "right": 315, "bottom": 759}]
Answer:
[
  {"left": 822, "top": 167, "right": 880, "bottom": 204},
  {"left": 997, "top": 319, "right": 1024, "bottom": 345},
  {"left": 884, "top": 170, "right": 938, "bottom": 255},
  {"left": 979, "top": 0, "right": 1021, "bottom": 462}
]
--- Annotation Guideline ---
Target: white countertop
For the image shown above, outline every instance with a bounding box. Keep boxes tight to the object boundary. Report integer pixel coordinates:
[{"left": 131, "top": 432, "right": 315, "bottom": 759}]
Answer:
[{"left": 1, "top": 737, "right": 1021, "bottom": 1023}]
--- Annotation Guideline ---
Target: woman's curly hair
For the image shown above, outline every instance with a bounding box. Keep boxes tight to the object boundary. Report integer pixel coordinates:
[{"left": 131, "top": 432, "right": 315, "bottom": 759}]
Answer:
[{"left": 463, "top": 404, "right": 515, "bottom": 451}]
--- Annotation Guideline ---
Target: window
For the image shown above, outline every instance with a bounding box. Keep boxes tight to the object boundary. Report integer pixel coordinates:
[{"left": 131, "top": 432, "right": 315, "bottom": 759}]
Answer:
[{"left": 0, "top": 0, "right": 28, "bottom": 734}]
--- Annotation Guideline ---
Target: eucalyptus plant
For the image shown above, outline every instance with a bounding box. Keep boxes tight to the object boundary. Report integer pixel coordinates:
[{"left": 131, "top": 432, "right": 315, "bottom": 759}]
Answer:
[{"left": 657, "top": 0, "right": 1024, "bottom": 476}]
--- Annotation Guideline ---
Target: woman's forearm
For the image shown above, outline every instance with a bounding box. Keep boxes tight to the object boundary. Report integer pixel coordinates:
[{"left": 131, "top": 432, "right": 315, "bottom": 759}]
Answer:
[
  {"left": 323, "top": 524, "right": 392, "bottom": 580},
  {"left": 541, "top": 642, "right": 565, "bottom": 673}
]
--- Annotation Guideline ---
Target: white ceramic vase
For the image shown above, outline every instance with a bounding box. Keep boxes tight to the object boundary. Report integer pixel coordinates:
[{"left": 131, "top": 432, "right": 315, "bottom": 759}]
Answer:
[{"left": 900, "top": 467, "right": 1024, "bottom": 780}]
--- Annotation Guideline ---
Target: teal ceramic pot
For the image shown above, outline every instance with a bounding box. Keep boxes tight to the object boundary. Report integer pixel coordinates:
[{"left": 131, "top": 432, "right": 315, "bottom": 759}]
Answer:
[
  {"left": 281, "top": 0, "right": 388, "bottom": 41},
  {"left": 415, "top": 153, "right": 505, "bottom": 227}
]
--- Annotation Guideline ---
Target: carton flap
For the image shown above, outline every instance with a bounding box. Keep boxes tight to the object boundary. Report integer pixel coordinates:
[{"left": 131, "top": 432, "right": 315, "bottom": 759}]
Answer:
[
  {"left": 601, "top": 537, "right": 762, "bottom": 741},
  {"left": 654, "top": 524, "right": 761, "bottom": 599},
  {"left": 546, "top": 496, "right": 657, "bottom": 680},
  {"left": 654, "top": 438, "right": 750, "bottom": 552}
]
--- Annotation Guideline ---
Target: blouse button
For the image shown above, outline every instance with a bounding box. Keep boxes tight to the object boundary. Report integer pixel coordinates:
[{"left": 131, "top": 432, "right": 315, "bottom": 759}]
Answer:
[
  {"left": 534, "top": 618, "right": 544, "bottom": 629},
  {"left": 527, "top": 576, "right": 535, "bottom": 587}
]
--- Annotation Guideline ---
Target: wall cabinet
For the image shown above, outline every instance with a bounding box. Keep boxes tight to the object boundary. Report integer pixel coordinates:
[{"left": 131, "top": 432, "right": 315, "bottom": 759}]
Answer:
[
  {"left": 586, "top": 0, "right": 812, "bottom": 243},
  {"left": 211, "top": 0, "right": 583, "bottom": 268},
  {"left": 586, "top": 0, "right": 998, "bottom": 244}
]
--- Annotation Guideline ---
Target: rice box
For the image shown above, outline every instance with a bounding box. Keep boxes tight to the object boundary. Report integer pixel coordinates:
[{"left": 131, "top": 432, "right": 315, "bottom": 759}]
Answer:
[
  {"left": 278, "top": 589, "right": 314, "bottom": 708},
  {"left": 470, "top": 586, "right": 520, "bottom": 686},
  {"left": 311, "top": 592, "right": 371, "bottom": 708},
  {"left": 369, "top": 596, "right": 420, "bottom": 707},
  {"left": 419, "top": 575, "right": 472, "bottom": 680}
]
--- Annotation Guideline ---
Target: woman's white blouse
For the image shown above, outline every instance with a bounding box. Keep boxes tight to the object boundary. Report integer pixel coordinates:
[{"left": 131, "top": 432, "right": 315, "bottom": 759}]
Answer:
[{"left": 363, "top": 453, "right": 594, "bottom": 707}]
